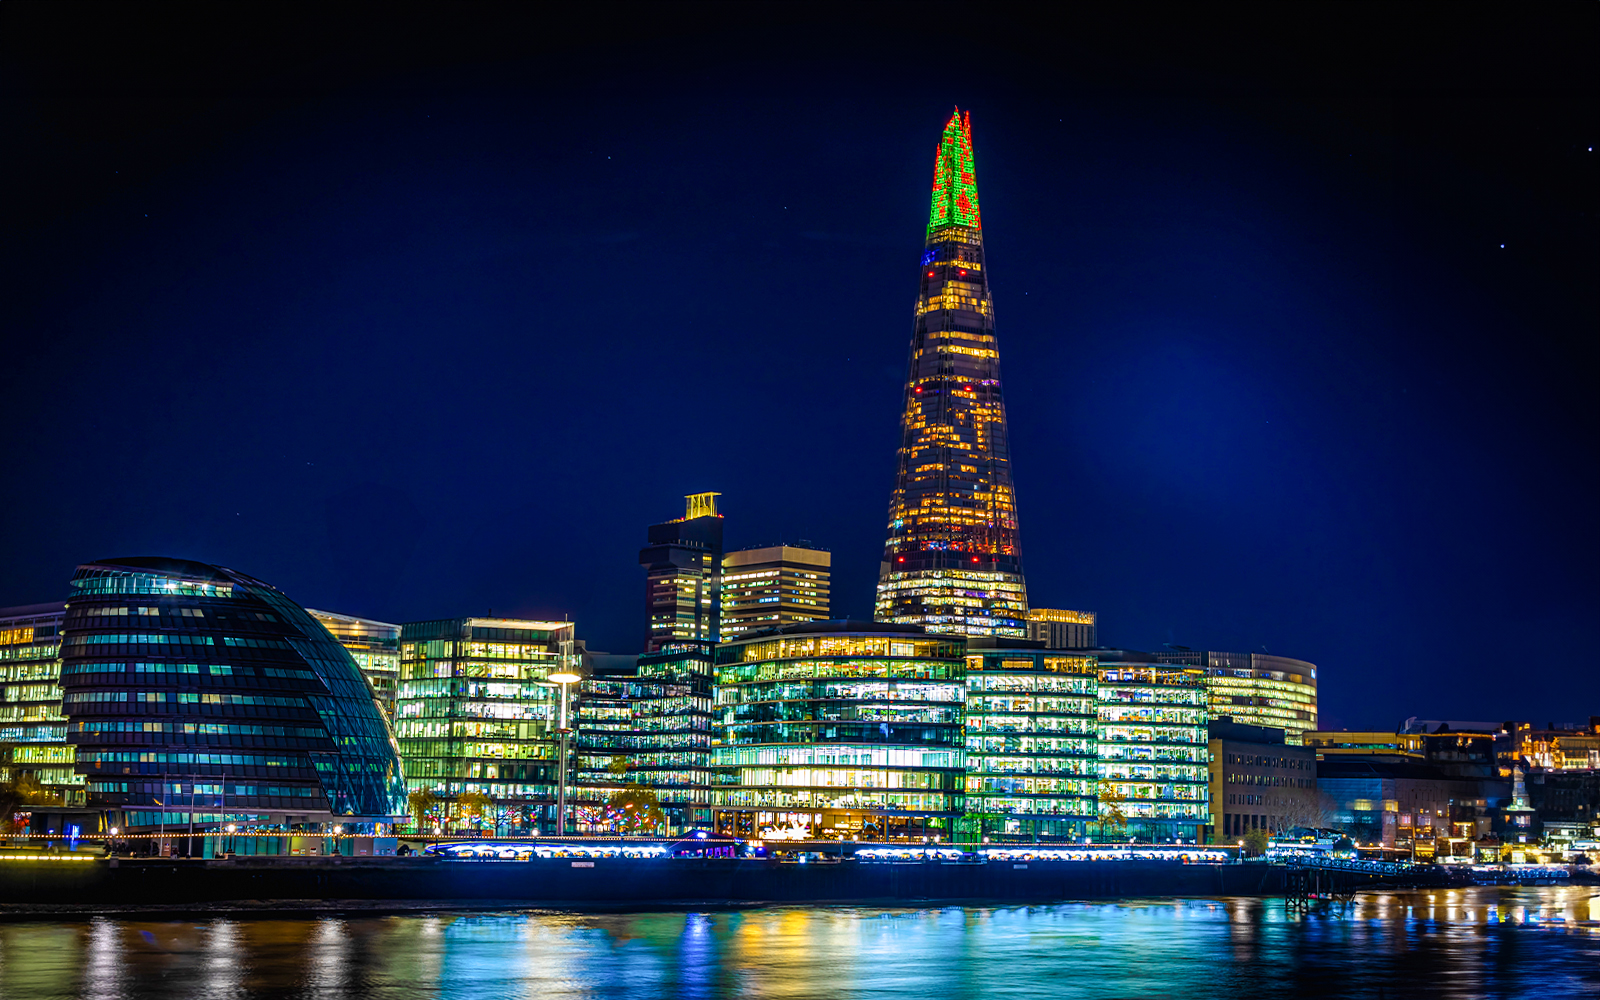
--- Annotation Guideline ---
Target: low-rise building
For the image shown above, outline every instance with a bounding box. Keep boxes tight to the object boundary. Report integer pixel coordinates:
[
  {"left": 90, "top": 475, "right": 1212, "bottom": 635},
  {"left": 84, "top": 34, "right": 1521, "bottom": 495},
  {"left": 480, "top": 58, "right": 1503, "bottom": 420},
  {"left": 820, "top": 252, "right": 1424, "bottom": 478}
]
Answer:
[{"left": 1206, "top": 718, "right": 1317, "bottom": 842}]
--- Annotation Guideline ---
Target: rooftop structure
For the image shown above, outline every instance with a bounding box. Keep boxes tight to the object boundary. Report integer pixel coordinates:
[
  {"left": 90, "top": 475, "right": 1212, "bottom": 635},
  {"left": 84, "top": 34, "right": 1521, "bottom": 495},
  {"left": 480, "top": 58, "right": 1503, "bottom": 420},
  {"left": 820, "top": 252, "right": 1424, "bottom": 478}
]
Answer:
[{"left": 1026, "top": 608, "right": 1096, "bottom": 649}]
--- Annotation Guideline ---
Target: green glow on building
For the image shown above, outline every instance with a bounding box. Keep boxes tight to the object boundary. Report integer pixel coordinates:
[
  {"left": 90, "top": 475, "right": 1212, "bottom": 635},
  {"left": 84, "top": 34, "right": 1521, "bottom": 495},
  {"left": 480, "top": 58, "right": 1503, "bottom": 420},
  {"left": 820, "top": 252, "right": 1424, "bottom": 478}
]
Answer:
[{"left": 927, "top": 108, "right": 980, "bottom": 235}]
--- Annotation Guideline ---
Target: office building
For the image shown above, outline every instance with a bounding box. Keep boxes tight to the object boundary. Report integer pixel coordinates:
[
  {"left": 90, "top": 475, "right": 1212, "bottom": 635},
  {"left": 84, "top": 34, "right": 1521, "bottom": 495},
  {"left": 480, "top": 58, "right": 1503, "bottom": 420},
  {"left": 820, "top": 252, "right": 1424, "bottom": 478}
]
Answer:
[
  {"left": 1317, "top": 757, "right": 1484, "bottom": 854},
  {"left": 963, "top": 640, "right": 1099, "bottom": 840},
  {"left": 1206, "top": 718, "right": 1318, "bottom": 842},
  {"left": 1094, "top": 651, "right": 1209, "bottom": 841},
  {"left": 721, "top": 544, "right": 831, "bottom": 640},
  {"left": 394, "top": 616, "right": 576, "bottom": 833},
  {"left": 875, "top": 109, "right": 1029, "bottom": 638},
  {"left": 712, "top": 621, "right": 967, "bottom": 841},
  {"left": 1026, "top": 608, "right": 1096, "bottom": 649},
  {"left": 0, "top": 603, "right": 83, "bottom": 806},
  {"left": 640, "top": 493, "right": 724, "bottom": 651},
  {"left": 573, "top": 642, "right": 715, "bottom": 833},
  {"left": 1154, "top": 650, "right": 1318, "bottom": 744},
  {"left": 60, "top": 557, "right": 406, "bottom": 844},
  {"left": 307, "top": 609, "right": 401, "bottom": 721}
]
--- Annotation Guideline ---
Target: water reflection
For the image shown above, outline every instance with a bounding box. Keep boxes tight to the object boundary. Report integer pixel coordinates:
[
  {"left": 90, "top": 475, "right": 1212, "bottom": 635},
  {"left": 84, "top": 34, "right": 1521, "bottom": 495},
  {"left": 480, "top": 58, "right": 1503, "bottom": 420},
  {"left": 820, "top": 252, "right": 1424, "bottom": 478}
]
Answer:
[{"left": 0, "top": 887, "right": 1594, "bottom": 999}]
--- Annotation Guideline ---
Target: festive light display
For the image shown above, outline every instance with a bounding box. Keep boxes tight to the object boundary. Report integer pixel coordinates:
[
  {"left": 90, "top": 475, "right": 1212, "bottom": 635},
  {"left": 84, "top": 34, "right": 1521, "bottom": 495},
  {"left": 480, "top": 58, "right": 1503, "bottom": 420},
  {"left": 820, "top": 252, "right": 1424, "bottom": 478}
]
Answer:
[{"left": 927, "top": 109, "right": 981, "bottom": 234}]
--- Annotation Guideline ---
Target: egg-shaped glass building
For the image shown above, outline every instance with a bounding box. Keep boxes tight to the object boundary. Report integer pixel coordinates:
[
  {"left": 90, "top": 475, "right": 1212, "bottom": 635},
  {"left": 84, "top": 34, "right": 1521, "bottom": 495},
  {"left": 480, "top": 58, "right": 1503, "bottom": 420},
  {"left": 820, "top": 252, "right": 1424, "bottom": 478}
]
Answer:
[{"left": 60, "top": 557, "right": 407, "bottom": 841}]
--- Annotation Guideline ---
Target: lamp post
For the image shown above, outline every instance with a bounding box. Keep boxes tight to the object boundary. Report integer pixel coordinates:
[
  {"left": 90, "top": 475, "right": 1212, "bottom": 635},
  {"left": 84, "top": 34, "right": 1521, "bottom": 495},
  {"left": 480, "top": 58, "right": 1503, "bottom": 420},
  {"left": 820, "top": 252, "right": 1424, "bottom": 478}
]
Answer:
[{"left": 549, "top": 671, "right": 581, "bottom": 837}]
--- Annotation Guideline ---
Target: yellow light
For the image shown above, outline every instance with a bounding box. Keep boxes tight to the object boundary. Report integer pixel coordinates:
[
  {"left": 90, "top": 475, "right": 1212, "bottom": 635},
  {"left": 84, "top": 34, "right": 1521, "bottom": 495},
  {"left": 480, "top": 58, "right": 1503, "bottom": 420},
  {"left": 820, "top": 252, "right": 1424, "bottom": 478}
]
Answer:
[{"left": 548, "top": 672, "right": 581, "bottom": 684}]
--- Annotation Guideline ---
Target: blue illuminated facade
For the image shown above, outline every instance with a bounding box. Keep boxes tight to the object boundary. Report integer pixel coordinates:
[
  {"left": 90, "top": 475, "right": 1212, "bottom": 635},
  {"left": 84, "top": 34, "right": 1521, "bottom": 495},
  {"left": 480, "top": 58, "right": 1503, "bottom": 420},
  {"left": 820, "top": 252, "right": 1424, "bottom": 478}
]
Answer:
[{"left": 61, "top": 557, "right": 407, "bottom": 836}]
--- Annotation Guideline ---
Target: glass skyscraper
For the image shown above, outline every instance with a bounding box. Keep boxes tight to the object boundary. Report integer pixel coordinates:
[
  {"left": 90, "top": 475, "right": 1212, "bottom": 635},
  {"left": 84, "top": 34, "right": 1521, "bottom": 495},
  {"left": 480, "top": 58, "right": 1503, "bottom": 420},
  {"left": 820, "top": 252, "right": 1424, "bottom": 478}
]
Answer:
[
  {"left": 59, "top": 557, "right": 407, "bottom": 835},
  {"left": 876, "top": 109, "right": 1028, "bottom": 637}
]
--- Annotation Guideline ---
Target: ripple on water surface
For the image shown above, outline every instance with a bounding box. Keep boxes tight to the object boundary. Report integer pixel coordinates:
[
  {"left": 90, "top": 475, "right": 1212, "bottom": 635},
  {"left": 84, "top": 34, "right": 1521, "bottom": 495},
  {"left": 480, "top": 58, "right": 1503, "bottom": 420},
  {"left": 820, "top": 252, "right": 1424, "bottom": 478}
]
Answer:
[{"left": 0, "top": 887, "right": 1596, "bottom": 999}]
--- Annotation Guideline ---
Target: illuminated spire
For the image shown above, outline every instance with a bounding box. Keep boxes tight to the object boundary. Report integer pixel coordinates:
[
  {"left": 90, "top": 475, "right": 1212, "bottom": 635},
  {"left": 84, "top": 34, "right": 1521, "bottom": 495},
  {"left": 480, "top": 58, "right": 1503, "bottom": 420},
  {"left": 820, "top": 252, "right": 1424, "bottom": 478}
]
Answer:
[{"left": 927, "top": 108, "right": 980, "bottom": 236}]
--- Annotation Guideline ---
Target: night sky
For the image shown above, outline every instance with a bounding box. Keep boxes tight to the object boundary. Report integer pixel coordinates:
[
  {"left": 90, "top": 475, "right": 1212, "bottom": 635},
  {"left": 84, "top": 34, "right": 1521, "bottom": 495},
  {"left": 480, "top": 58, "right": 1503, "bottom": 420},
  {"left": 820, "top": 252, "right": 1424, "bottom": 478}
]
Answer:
[{"left": 3, "top": 6, "right": 1595, "bottom": 730}]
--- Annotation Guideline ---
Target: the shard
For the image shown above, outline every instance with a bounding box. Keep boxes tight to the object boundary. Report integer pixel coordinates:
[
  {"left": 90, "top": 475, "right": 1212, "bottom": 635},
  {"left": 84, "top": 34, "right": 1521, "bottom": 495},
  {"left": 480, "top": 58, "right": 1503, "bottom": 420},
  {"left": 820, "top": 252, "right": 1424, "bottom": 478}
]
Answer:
[{"left": 874, "top": 109, "right": 1028, "bottom": 637}]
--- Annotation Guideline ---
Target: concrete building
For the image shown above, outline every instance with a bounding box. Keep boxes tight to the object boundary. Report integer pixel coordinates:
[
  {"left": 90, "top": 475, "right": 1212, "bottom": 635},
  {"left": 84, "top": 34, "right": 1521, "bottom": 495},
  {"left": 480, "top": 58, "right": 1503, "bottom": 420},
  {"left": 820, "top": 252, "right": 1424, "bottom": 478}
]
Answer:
[
  {"left": 721, "top": 544, "right": 831, "bottom": 640},
  {"left": 1206, "top": 718, "right": 1317, "bottom": 842},
  {"left": 1025, "top": 608, "right": 1096, "bottom": 649}
]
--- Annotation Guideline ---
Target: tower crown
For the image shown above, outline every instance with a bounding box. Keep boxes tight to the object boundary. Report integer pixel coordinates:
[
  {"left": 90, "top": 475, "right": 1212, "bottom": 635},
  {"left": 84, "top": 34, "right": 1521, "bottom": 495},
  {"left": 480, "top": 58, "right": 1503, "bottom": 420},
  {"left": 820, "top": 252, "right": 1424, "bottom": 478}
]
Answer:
[{"left": 927, "top": 108, "right": 980, "bottom": 237}]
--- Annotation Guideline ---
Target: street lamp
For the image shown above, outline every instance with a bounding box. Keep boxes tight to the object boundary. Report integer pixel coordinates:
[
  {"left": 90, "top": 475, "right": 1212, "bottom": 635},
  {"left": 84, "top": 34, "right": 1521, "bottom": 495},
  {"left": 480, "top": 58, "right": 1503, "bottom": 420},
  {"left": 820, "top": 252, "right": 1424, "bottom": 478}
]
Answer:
[{"left": 549, "top": 670, "right": 581, "bottom": 837}]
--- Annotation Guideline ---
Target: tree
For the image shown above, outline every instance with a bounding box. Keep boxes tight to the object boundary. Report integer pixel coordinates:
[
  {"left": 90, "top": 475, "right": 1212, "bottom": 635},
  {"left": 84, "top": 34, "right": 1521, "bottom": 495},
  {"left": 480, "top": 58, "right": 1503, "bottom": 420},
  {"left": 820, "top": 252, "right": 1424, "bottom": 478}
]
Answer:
[
  {"left": 1241, "top": 828, "right": 1271, "bottom": 857},
  {"left": 1276, "top": 789, "right": 1335, "bottom": 834},
  {"left": 1096, "top": 779, "right": 1128, "bottom": 841},
  {"left": 407, "top": 788, "right": 438, "bottom": 833},
  {"left": 606, "top": 758, "right": 666, "bottom": 835},
  {"left": 457, "top": 790, "right": 494, "bottom": 835}
]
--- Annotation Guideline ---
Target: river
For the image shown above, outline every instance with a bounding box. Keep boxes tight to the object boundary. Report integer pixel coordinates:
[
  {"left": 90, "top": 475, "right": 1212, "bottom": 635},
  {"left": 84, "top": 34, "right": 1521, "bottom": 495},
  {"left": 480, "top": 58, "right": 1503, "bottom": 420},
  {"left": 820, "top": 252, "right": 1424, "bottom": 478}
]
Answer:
[{"left": 0, "top": 886, "right": 1594, "bottom": 999}]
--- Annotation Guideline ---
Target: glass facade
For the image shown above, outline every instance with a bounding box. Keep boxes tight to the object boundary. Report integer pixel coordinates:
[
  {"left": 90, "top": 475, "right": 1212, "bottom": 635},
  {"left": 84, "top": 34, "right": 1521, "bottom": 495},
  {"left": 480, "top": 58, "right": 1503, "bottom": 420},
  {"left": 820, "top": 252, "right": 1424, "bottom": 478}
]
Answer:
[
  {"left": 876, "top": 109, "right": 1028, "bottom": 637},
  {"left": 721, "top": 544, "right": 831, "bottom": 640},
  {"left": 573, "top": 643, "right": 715, "bottom": 832},
  {"left": 1153, "top": 650, "right": 1318, "bottom": 743},
  {"left": 308, "top": 609, "right": 401, "bottom": 722},
  {"left": 61, "top": 557, "right": 407, "bottom": 832},
  {"left": 1096, "top": 658, "right": 1209, "bottom": 841},
  {"left": 394, "top": 617, "right": 574, "bottom": 833},
  {"left": 640, "top": 493, "right": 723, "bottom": 651},
  {"left": 964, "top": 648, "right": 1099, "bottom": 839},
  {"left": 0, "top": 603, "right": 83, "bottom": 805},
  {"left": 712, "top": 623, "right": 967, "bottom": 841}
]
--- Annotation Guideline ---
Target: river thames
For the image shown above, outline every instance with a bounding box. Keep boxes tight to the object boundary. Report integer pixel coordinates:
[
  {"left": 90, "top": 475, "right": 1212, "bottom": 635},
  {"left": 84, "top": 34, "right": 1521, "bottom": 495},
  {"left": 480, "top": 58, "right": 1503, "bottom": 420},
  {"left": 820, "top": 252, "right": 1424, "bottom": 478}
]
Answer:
[{"left": 0, "top": 886, "right": 1594, "bottom": 999}]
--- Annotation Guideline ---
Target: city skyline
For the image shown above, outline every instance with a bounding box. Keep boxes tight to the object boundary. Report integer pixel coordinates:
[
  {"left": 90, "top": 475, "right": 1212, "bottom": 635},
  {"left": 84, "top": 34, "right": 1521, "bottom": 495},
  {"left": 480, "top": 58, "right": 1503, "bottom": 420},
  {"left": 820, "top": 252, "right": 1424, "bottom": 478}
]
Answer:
[{"left": 3, "top": 8, "right": 1594, "bottom": 732}]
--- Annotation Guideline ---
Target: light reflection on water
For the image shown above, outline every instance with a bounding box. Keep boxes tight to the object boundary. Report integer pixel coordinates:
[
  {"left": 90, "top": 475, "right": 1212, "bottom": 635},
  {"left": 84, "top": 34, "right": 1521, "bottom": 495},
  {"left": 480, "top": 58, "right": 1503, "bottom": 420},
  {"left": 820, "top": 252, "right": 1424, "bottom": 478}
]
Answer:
[{"left": 0, "top": 887, "right": 1595, "bottom": 1000}]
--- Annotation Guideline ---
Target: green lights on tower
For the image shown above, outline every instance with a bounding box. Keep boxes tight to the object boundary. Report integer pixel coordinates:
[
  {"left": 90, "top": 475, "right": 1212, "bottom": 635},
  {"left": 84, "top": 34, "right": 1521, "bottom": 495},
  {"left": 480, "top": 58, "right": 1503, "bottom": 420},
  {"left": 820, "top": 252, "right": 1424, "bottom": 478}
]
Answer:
[{"left": 927, "top": 108, "right": 981, "bottom": 235}]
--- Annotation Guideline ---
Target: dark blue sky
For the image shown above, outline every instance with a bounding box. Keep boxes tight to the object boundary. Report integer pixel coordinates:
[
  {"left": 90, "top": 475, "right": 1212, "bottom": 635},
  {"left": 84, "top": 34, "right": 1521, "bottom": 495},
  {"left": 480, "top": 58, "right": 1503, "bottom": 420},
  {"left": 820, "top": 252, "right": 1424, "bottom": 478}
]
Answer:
[{"left": 3, "top": 6, "right": 1595, "bottom": 729}]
